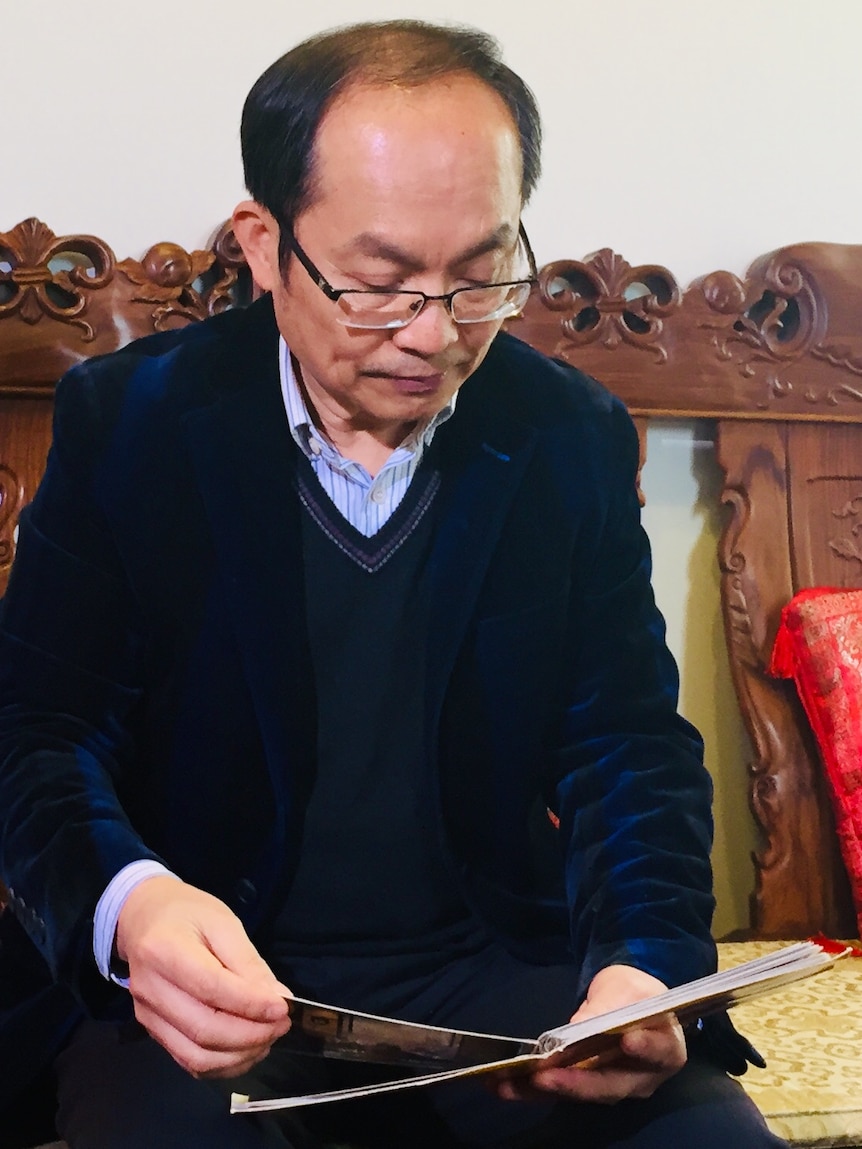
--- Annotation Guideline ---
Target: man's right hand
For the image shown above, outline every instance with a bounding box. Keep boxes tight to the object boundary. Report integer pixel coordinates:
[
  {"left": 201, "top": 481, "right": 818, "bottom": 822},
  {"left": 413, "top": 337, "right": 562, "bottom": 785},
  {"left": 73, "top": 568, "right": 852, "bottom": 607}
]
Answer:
[{"left": 116, "top": 876, "right": 292, "bottom": 1078}]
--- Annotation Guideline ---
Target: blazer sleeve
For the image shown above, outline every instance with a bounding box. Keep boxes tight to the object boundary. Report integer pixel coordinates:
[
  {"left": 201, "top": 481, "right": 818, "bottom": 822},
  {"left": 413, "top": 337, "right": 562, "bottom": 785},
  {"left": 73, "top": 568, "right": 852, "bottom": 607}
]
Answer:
[
  {"left": 550, "top": 398, "right": 716, "bottom": 998},
  {"left": 0, "top": 362, "right": 163, "bottom": 1007}
]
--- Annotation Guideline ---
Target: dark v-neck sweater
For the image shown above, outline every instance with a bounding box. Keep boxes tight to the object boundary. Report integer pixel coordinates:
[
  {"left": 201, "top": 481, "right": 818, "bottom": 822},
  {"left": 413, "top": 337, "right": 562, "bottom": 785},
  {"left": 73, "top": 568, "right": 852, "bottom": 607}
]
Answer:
[{"left": 271, "top": 452, "right": 485, "bottom": 997}]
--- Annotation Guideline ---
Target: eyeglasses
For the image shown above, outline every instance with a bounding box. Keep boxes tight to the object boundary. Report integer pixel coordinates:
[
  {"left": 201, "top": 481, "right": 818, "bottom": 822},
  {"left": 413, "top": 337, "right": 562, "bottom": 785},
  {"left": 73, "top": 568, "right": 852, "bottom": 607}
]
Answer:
[{"left": 285, "top": 223, "right": 537, "bottom": 330}]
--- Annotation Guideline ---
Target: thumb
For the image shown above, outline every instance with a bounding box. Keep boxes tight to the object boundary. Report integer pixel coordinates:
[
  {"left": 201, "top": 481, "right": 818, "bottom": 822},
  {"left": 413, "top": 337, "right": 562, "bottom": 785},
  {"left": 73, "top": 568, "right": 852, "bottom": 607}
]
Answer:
[{"left": 197, "top": 911, "right": 287, "bottom": 1000}]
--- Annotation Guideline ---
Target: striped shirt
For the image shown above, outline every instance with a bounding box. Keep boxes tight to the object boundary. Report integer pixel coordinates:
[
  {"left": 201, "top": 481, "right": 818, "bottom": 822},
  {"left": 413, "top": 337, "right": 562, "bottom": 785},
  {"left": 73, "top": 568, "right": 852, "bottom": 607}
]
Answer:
[{"left": 280, "top": 338, "right": 455, "bottom": 536}]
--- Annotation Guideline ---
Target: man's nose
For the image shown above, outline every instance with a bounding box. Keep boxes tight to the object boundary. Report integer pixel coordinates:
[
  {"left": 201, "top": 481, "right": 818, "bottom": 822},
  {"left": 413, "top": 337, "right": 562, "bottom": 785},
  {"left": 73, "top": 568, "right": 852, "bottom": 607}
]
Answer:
[{"left": 391, "top": 298, "right": 461, "bottom": 355}]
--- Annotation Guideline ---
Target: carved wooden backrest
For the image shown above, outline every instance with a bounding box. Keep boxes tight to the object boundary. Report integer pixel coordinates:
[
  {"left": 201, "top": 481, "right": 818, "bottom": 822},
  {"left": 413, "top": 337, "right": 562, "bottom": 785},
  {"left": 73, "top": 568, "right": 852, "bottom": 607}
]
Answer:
[
  {"left": 512, "top": 243, "right": 862, "bottom": 939},
  {"left": 2, "top": 220, "right": 861, "bottom": 938},
  {"left": 0, "top": 218, "right": 253, "bottom": 579}
]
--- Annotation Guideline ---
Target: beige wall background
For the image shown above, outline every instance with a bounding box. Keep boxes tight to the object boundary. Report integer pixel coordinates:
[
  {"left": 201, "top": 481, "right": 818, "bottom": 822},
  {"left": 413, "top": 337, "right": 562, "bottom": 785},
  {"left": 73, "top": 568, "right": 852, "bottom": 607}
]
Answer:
[{"left": 5, "top": 0, "right": 861, "bottom": 936}]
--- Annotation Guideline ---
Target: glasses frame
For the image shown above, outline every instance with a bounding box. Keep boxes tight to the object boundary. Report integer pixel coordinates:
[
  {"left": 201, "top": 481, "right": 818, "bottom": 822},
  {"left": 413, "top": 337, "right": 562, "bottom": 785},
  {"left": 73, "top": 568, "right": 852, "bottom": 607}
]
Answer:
[{"left": 284, "top": 222, "right": 537, "bottom": 329}]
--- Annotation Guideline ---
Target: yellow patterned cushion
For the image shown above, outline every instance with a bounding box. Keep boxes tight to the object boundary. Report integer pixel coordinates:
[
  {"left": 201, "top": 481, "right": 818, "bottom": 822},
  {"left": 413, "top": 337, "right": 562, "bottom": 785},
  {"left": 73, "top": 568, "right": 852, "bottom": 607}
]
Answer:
[{"left": 718, "top": 941, "right": 862, "bottom": 1147}]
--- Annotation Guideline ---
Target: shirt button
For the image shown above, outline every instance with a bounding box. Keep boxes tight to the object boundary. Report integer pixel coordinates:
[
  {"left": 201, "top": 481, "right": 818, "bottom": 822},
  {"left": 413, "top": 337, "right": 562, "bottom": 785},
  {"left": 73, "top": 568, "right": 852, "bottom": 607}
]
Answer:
[
  {"left": 369, "top": 487, "right": 385, "bottom": 504},
  {"left": 308, "top": 437, "right": 322, "bottom": 456}
]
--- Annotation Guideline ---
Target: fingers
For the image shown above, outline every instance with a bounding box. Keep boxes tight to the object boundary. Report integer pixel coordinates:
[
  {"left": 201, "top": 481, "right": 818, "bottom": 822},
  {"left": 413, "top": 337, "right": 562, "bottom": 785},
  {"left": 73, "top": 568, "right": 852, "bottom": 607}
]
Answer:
[
  {"left": 139, "top": 1004, "right": 278, "bottom": 1079},
  {"left": 517, "top": 1017, "right": 687, "bottom": 1104},
  {"left": 130, "top": 920, "right": 288, "bottom": 1024},
  {"left": 496, "top": 964, "right": 688, "bottom": 1106},
  {"left": 129, "top": 961, "right": 287, "bottom": 1054},
  {"left": 117, "top": 877, "right": 292, "bottom": 1078}
]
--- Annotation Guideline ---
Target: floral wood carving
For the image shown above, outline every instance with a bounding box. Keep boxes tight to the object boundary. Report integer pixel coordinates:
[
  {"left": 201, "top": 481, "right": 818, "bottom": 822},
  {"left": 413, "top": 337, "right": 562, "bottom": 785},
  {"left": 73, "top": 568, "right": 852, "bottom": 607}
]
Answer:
[
  {"left": 718, "top": 526, "right": 796, "bottom": 931},
  {"left": 700, "top": 253, "right": 826, "bottom": 392},
  {"left": 0, "top": 218, "right": 114, "bottom": 340},
  {"left": 0, "top": 219, "right": 256, "bottom": 393},
  {"left": 718, "top": 483, "right": 762, "bottom": 672},
  {"left": 536, "top": 249, "right": 680, "bottom": 364},
  {"left": 713, "top": 427, "right": 839, "bottom": 936},
  {"left": 0, "top": 465, "right": 22, "bottom": 569},
  {"left": 830, "top": 493, "right": 862, "bottom": 565},
  {"left": 761, "top": 372, "right": 862, "bottom": 408},
  {"left": 206, "top": 222, "right": 254, "bottom": 314},
  {"left": 117, "top": 244, "right": 216, "bottom": 331},
  {"left": 114, "top": 224, "right": 253, "bottom": 330},
  {"left": 797, "top": 346, "right": 862, "bottom": 407},
  {"left": 812, "top": 342, "right": 862, "bottom": 377}
]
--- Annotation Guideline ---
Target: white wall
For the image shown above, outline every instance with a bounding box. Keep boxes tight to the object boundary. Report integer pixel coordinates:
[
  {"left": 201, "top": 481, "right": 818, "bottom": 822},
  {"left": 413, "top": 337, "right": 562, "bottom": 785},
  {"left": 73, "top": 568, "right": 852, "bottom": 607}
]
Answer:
[
  {"left": 5, "top": 0, "right": 860, "bottom": 934},
  {"left": 641, "top": 424, "right": 757, "bottom": 937},
  {"left": 7, "top": 1, "right": 860, "bottom": 274}
]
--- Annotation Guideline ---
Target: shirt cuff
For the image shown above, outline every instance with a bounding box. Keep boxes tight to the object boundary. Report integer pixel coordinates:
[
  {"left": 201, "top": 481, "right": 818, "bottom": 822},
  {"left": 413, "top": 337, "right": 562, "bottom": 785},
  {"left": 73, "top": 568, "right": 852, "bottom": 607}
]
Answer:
[{"left": 93, "top": 860, "right": 179, "bottom": 986}]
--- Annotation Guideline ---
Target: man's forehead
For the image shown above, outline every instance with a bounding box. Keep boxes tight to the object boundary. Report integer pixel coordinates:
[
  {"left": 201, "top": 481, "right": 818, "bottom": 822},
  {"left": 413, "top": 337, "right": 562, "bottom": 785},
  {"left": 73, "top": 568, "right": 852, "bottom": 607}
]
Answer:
[
  {"left": 316, "top": 73, "right": 520, "bottom": 149},
  {"left": 308, "top": 77, "right": 521, "bottom": 198}
]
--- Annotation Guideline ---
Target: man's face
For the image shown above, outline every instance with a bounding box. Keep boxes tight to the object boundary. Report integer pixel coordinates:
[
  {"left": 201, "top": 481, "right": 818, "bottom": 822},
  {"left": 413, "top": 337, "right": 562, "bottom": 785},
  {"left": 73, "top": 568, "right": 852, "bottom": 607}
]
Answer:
[{"left": 268, "top": 75, "right": 525, "bottom": 435}]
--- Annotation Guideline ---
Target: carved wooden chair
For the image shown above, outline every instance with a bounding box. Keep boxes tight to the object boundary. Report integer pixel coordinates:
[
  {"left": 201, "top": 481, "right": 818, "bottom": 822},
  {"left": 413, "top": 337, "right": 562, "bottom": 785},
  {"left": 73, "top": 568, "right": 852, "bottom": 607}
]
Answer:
[
  {"left": 513, "top": 244, "right": 862, "bottom": 1146},
  {"left": 3, "top": 219, "right": 862, "bottom": 1147}
]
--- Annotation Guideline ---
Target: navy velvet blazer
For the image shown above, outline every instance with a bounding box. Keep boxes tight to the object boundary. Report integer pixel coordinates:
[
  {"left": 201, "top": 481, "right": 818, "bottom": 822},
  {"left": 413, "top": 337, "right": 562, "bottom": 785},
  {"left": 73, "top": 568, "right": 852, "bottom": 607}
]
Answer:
[{"left": 0, "top": 295, "right": 732, "bottom": 1099}]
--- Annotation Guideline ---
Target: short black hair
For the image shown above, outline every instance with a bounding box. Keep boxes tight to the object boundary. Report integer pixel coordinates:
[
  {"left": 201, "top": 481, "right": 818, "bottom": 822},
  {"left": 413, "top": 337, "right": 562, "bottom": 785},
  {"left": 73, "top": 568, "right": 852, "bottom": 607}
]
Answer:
[{"left": 240, "top": 19, "right": 542, "bottom": 257}]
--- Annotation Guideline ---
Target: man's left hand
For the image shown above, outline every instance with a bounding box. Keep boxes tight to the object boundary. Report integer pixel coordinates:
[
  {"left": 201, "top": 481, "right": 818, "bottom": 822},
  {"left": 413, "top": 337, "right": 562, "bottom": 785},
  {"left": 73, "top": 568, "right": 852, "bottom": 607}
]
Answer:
[{"left": 495, "top": 964, "right": 686, "bottom": 1105}]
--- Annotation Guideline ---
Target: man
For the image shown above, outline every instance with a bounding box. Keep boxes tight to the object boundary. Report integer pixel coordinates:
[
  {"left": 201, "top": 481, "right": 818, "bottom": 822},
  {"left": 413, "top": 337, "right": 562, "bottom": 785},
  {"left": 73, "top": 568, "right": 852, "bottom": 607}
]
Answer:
[{"left": 0, "top": 20, "right": 784, "bottom": 1149}]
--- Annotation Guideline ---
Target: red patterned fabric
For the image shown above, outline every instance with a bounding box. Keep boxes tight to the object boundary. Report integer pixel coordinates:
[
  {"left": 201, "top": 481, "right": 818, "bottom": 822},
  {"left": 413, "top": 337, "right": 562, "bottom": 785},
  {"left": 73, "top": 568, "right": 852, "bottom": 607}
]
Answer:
[{"left": 769, "top": 587, "right": 862, "bottom": 936}]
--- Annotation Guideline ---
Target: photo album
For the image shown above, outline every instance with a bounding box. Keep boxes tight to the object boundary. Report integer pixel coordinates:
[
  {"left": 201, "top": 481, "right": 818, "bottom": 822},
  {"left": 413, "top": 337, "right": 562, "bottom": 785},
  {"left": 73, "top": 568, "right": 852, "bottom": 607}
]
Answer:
[{"left": 231, "top": 940, "right": 845, "bottom": 1113}]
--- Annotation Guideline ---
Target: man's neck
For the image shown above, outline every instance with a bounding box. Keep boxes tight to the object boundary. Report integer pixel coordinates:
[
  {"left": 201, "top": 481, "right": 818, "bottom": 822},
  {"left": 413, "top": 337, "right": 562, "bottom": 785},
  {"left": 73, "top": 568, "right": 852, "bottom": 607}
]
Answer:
[
  {"left": 294, "top": 359, "right": 418, "bottom": 477},
  {"left": 321, "top": 422, "right": 416, "bottom": 477}
]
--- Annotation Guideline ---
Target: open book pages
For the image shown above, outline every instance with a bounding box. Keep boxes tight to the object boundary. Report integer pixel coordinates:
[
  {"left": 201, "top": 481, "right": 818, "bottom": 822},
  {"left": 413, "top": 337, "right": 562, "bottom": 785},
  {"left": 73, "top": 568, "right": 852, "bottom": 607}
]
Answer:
[{"left": 230, "top": 940, "right": 845, "bottom": 1113}]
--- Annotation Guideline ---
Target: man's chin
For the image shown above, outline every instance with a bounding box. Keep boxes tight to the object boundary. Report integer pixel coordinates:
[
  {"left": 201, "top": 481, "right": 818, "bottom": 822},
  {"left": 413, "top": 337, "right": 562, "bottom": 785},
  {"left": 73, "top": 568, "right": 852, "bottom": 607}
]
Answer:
[{"left": 362, "top": 379, "right": 459, "bottom": 423}]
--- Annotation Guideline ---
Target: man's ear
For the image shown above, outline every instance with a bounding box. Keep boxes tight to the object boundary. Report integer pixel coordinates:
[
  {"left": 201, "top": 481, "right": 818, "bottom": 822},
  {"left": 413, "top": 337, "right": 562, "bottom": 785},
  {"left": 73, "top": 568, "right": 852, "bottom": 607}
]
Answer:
[{"left": 232, "top": 201, "right": 282, "bottom": 292}]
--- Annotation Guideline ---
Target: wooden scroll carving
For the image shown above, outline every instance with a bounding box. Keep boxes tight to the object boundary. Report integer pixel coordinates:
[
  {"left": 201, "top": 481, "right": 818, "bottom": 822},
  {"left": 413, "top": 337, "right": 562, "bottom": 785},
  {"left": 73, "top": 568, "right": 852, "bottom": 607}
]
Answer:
[
  {"left": 0, "top": 219, "right": 252, "bottom": 580},
  {"left": 514, "top": 242, "right": 862, "bottom": 938},
  {"left": 512, "top": 242, "right": 862, "bottom": 422},
  {"left": 3, "top": 224, "right": 862, "bottom": 938},
  {"left": 0, "top": 218, "right": 252, "bottom": 394}
]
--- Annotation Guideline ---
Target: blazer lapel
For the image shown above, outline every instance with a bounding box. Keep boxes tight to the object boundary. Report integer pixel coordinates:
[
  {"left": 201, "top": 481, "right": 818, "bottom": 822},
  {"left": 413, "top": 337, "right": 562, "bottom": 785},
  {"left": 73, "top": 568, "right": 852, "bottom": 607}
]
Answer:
[
  {"left": 181, "top": 303, "right": 317, "bottom": 807},
  {"left": 425, "top": 382, "right": 538, "bottom": 727}
]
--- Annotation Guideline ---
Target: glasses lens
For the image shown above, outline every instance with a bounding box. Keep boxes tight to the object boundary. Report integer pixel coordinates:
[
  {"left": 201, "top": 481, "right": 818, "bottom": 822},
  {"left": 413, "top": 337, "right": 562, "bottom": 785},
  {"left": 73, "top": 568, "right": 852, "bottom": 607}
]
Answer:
[
  {"left": 335, "top": 292, "right": 423, "bottom": 329},
  {"left": 451, "top": 282, "right": 533, "bottom": 324},
  {"left": 332, "top": 282, "right": 534, "bottom": 329}
]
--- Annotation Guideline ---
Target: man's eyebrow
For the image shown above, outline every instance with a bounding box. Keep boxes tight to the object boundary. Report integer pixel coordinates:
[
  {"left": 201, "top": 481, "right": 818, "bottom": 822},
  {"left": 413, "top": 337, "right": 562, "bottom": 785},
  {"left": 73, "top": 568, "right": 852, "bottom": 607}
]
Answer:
[
  {"left": 453, "top": 226, "right": 518, "bottom": 265},
  {"left": 343, "top": 225, "right": 517, "bottom": 271}
]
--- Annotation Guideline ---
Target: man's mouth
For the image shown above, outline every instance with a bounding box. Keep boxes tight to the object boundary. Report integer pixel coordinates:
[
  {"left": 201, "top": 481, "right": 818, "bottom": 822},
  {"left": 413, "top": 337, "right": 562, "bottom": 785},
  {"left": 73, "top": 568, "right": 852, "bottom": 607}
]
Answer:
[{"left": 367, "top": 370, "right": 446, "bottom": 394}]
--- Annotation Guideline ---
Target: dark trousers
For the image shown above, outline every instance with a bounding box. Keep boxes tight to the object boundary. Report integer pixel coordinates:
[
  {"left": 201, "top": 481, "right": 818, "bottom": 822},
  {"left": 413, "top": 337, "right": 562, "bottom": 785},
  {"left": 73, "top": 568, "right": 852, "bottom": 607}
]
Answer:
[{"left": 54, "top": 946, "right": 788, "bottom": 1149}]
